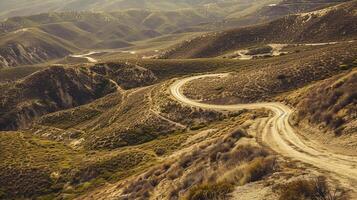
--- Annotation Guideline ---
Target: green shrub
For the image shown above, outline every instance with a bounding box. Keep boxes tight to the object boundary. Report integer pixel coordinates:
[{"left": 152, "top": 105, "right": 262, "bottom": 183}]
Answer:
[{"left": 339, "top": 64, "right": 350, "bottom": 70}]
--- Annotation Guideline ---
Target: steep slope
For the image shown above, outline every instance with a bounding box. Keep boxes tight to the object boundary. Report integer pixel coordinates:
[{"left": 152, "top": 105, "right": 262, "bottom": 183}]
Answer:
[
  {"left": 292, "top": 68, "right": 357, "bottom": 136},
  {"left": 0, "top": 66, "right": 117, "bottom": 130},
  {"left": 160, "top": 1, "right": 357, "bottom": 58}
]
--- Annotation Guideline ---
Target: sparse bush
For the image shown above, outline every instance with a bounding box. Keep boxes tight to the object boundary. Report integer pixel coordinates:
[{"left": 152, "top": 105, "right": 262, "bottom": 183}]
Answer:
[
  {"left": 241, "top": 156, "right": 276, "bottom": 184},
  {"left": 179, "top": 154, "right": 195, "bottom": 168},
  {"left": 191, "top": 123, "right": 207, "bottom": 130},
  {"left": 209, "top": 142, "right": 232, "bottom": 163},
  {"left": 277, "top": 74, "right": 287, "bottom": 80},
  {"left": 295, "top": 69, "right": 356, "bottom": 135},
  {"left": 167, "top": 165, "right": 183, "bottom": 180},
  {"left": 278, "top": 176, "right": 345, "bottom": 200},
  {"left": 223, "top": 129, "right": 246, "bottom": 142},
  {"left": 228, "top": 145, "right": 269, "bottom": 165},
  {"left": 186, "top": 182, "right": 234, "bottom": 200},
  {"left": 119, "top": 128, "right": 275, "bottom": 199},
  {"left": 154, "top": 147, "right": 166, "bottom": 156}
]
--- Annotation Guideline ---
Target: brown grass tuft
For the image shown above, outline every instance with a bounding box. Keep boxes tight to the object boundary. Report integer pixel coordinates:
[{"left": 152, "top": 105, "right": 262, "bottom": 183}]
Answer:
[{"left": 278, "top": 176, "right": 346, "bottom": 200}]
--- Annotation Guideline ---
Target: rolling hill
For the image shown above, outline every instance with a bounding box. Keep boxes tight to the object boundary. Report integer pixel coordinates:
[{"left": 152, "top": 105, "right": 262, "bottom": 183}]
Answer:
[
  {"left": 0, "top": 28, "right": 79, "bottom": 67},
  {"left": 159, "top": 0, "right": 357, "bottom": 59},
  {"left": 1, "top": 0, "right": 351, "bottom": 68},
  {"left": 0, "top": 66, "right": 117, "bottom": 130},
  {"left": 0, "top": 0, "right": 275, "bottom": 20},
  {"left": 0, "top": 10, "right": 219, "bottom": 67}
]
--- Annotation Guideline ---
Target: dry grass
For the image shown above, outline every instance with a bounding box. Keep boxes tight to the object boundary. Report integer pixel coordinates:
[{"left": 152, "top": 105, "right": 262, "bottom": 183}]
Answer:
[
  {"left": 277, "top": 176, "right": 346, "bottom": 200},
  {"left": 0, "top": 131, "right": 158, "bottom": 199},
  {"left": 121, "top": 128, "right": 276, "bottom": 199},
  {"left": 186, "top": 182, "right": 234, "bottom": 200},
  {"left": 182, "top": 42, "right": 357, "bottom": 104},
  {"left": 159, "top": 1, "right": 356, "bottom": 59},
  {"left": 293, "top": 68, "right": 357, "bottom": 135}
]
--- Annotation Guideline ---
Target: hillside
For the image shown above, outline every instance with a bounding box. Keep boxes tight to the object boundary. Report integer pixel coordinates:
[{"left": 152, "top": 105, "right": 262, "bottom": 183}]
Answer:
[
  {"left": 0, "top": 10, "right": 217, "bottom": 67},
  {"left": 181, "top": 42, "right": 356, "bottom": 103},
  {"left": 1, "top": 1, "right": 351, "bottom": 67},
  {"left": 223, "top": 0, "right": 352, "bottom": 25},
  {"left": 0, "top": 66, "right": 117, "bottom": 130},
  {"left": 0, "top": 28, "right": 79, "bottom": 68},
  {"left": 0, "top": 0, "right": 274, "bottom": 20},
  {"left": 294, "top": 69, "right": 356, "bottom": 136},
  {"left": 283, "top": 68, "right": 357, "bottom": 153},
  {"left": 182, "top": 0, "right": 351, "bottom": 32},
  {"left": 160, "top": 0, "right": 357, "bottom": 59}
]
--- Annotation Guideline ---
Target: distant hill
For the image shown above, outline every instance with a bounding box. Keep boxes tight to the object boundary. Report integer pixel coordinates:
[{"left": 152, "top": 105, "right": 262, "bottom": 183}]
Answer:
[
  {"left": 1, "top": 0, "right": 351, "bottom": 67},
  {"left": 0, "top": 10, "right": 218, "bottom": 67},
  {"left": 0, "top": 28, "right": 79, "bottom": 67},
  {"left": 160, "top": 0, "right": 357, "bottom": 59},
  {"left": 0, "top": 0, "right": 275, "bottom": 20}
]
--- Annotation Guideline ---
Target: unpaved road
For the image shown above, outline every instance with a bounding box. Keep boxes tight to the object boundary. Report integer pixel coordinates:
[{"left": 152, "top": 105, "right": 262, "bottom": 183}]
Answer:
[
  {"left": 70, "top": 49, "right": 137, "bottom": 63},
  {"left": 70, "top": 51, "right": 99, "bottom": 63},
  {"left": 170, "top": 74, "right": 357, "bottom": 195}
]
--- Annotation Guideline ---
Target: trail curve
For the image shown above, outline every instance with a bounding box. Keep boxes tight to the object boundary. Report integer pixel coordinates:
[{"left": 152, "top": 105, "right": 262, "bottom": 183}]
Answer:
[{"left": 170, "top": 74, "right": 357, "bottom": 195}]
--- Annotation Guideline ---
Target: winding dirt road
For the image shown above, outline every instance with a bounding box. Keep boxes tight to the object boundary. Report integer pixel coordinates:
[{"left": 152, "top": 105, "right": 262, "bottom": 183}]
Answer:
[
  {"left": 170, "top": 74, "right": 357, "bottom": 195},
  {"left": 70, "top": 51, "right": 99, "bottom": 63}
]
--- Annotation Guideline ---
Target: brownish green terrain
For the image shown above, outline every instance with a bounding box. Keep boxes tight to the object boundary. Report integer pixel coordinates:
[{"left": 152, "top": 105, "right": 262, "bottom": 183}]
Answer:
[
  {"left": 0, "top": 0, "right": 356, "bottom": 200},
  {"left": 0, "top": 0, "right": 352, "bottom": 68}
]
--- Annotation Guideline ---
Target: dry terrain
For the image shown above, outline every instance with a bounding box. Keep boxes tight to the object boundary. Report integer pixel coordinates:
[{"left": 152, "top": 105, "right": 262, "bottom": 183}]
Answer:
[{"left": 0, "top": 1, "right": 356, "bottom": 200}]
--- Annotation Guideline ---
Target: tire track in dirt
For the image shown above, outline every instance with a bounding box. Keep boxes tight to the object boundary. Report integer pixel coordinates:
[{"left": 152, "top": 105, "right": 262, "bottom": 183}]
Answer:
[{"left": 170, "top": 74, "right": 357, "bottom": 196}]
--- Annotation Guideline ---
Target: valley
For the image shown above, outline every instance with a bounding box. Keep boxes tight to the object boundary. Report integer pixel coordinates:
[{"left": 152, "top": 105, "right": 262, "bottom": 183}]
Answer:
[{"left": 0, "top": 0, "right": 356, "bottom": 200}]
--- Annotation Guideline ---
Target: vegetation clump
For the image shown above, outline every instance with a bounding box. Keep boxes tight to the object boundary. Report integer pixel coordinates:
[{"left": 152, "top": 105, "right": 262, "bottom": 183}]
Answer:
[
  {"left": 186, "top": 182, "right": 234, "bottom": 200},
  {"left": 121, "top": 128, "right": 276, "bottom": 199},
  {"left": 295, "top": 69, "right": 356, "bottom": 135},
  {"left": 277, "top": 176, "right": 346, "bottom": 200}
]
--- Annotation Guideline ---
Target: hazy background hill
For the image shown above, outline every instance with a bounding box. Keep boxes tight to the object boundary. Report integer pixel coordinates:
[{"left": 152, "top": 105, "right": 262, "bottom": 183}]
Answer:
[
  {"left": 0, "top": 0, "right": 352, "bottom": 68},
  {"left": 160, "top": 0, "right": 357, "bottom": 59},
  {"left": 0, "top": 0, "right": 277, "bottom": 20}
]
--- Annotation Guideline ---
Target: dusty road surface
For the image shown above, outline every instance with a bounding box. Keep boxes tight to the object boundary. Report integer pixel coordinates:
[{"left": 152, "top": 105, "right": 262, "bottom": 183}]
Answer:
[
  {"left": 70, "top": 51, "right": 99, "bottom": 62},
  {"left": 170, "top": 74, "right": 357, "bottom": 196}
]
